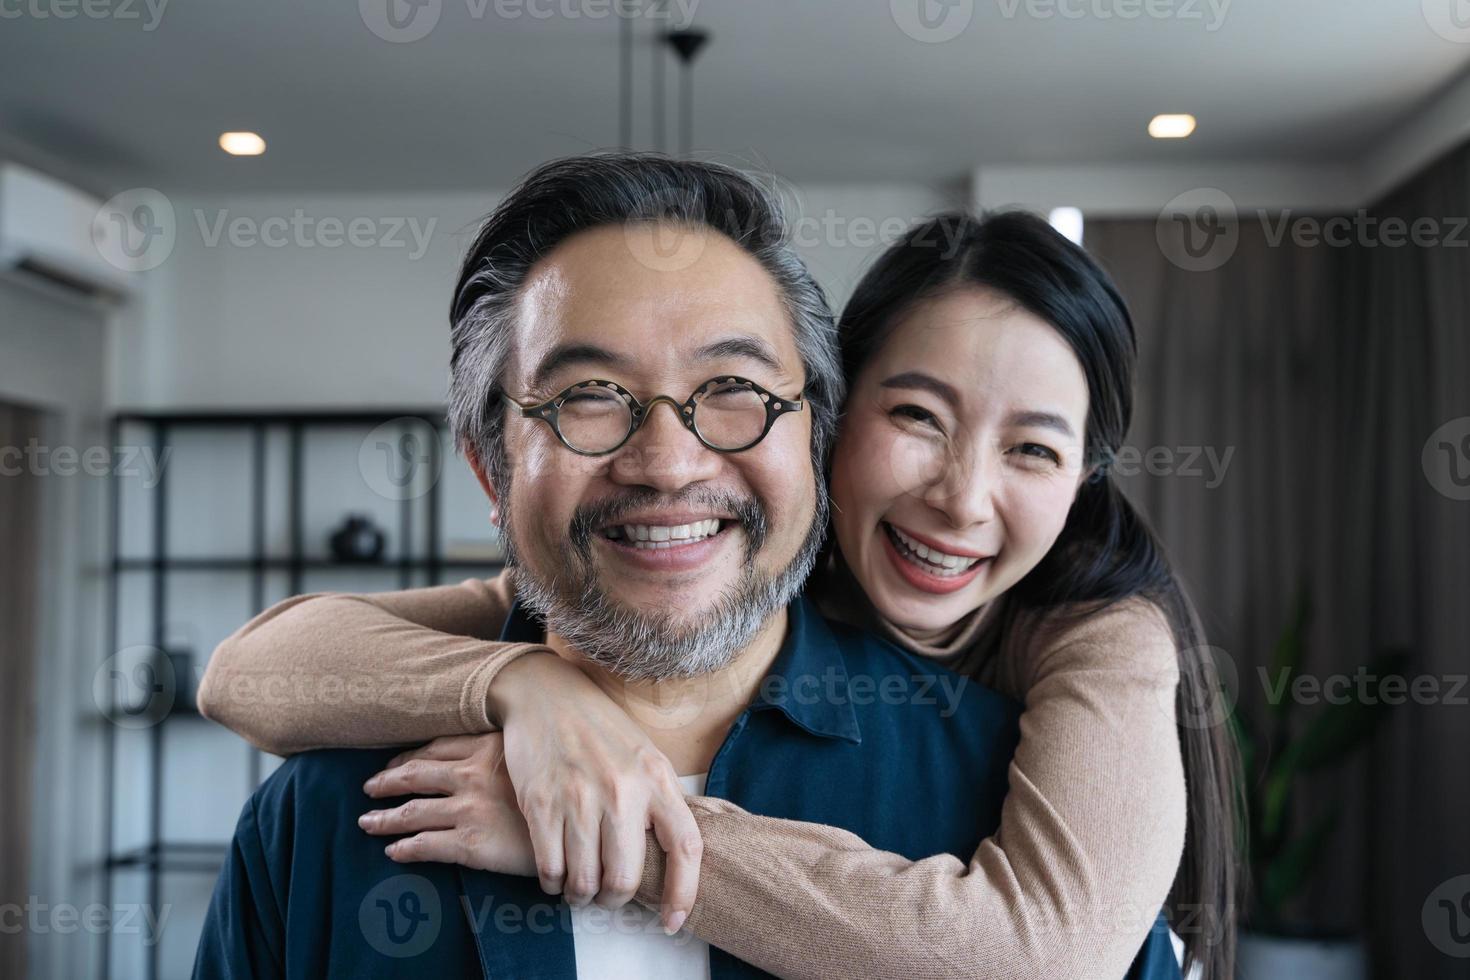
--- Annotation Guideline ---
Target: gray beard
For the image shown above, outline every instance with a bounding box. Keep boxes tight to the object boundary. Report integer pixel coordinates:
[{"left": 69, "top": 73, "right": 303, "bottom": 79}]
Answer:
[{"left": 500, "top": 481, "right": 827, "bottom": 682}]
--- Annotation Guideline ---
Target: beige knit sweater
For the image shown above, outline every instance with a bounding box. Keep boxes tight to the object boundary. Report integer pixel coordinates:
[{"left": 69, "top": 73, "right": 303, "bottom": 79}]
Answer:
[{"left": 197, "top": 567, "right": 1186, "bottom": 980}]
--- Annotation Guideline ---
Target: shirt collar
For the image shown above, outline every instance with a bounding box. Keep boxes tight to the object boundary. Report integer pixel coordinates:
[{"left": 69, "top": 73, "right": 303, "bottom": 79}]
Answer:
[{"left": 498, "top": 594, "right": 862, "bottom": 745}]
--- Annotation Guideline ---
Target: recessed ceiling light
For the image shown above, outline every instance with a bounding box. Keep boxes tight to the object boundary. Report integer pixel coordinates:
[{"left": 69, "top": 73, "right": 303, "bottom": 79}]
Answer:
[
  {"left": 1148, "top": 114, "right": 1196, "bottom": 139},
  {"left": 219, "top": 132, "right": 266, "bottom": 156}
]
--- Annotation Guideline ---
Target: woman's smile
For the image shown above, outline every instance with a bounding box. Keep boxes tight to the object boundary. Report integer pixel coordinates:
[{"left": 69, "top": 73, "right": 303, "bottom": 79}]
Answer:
[{"left": 877, "top": 520, "right": 992, "bottom": 595}]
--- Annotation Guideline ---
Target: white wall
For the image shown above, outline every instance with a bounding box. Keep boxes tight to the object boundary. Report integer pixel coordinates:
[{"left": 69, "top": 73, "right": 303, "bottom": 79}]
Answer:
[
  {"left": 111, "top": 192, "right": 490, "bottom": 411},
  {"left": 0, "top": 275, "right": 110, "bottom": 980},
  {"left": 112, "top": 179, "right": 961, "bottom": 412}
]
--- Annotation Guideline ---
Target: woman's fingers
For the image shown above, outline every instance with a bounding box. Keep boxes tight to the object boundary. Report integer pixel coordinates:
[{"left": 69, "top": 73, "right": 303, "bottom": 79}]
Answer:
[
  {"left": 384, "top": 829, "right": 469, "bottom": 866},
  {"left": 650, "top": 794, "right": 703, "bottom": 934},
  {"left": 385, "top": 734, "right": 482, "bottom": 769},
  {"left": 593, "top": 807, "right": 646, "bottom": 910},
  {"left": 561, "top": 809, "right": 603, "bottom": 907},
  {"left": 522, "top": 797, "right": 568, "bottom": 896},
  {"left": 363, "top": 758, "right": 459, "bottom": 798},
  {"left": 358, "top": 796, "right": 457, "bottom": 836}
]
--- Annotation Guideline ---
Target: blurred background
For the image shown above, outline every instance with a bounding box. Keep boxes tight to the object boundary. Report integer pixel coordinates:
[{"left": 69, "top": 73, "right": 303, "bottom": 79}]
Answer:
[{"left": 1, "top": 1, "right": 1468, "bottom": 978}]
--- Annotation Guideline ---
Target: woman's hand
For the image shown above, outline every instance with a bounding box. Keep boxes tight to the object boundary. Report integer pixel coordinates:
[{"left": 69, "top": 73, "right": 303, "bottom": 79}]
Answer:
[
  {"left": 360, "top": 732, "right": 536, "bottom": 875},
  {"left": 361, "top": 653, "right": 704, "bottom": 934},
  {"left": 490, "top": 653, "right": 704, "bottom": 933}
]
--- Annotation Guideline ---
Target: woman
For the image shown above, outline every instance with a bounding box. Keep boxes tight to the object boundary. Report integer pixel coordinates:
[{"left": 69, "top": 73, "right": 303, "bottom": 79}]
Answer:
[{"left": 199, "top": 210, "right": 1239, "bottom": 979}]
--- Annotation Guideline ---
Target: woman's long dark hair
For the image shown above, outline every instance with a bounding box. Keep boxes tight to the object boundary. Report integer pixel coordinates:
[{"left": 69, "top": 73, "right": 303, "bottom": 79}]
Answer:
[{"left": 836, "top": 210, "right": 1241, "bottom": 979}]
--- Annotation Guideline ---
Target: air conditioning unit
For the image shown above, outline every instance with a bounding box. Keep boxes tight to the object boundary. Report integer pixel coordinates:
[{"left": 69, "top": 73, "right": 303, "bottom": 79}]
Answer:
[{"left": 0, "top": 163, "right": 139, "bottom": 303}]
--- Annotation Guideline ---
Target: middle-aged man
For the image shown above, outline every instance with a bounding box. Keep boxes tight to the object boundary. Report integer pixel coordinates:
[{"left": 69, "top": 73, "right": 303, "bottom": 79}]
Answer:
[{"left": 193, "top": 154, "right": 1180, "bottom": 980}]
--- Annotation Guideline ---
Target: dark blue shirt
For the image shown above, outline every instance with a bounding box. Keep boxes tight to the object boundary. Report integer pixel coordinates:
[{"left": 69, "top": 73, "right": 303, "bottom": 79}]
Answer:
[{"left": 194, "top": 594, "right": 1180, "bottom": 979}]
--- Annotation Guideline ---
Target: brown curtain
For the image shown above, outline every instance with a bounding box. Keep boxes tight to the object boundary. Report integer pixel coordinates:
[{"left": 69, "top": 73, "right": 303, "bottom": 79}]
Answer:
[
  {"left": 1085, "top": 146, "right": 1470, "bottom": 978},
  {"left": 0, "top": 400, "right": 43, "bottom": 980}
]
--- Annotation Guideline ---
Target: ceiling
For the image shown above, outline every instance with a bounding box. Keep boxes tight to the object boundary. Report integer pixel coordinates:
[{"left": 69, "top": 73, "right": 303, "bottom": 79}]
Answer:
[{"left": 3, "top": 0, "right": 1468, "bottom": 193}]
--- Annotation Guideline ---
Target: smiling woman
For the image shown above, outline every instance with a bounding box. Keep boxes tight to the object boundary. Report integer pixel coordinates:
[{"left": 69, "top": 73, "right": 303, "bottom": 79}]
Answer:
[{"left": 832, "top": 286, "right": 1091, "bottom": 612}]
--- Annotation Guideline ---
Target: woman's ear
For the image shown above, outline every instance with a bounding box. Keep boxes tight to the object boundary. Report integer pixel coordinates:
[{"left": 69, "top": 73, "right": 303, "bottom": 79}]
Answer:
[{"left": 464, "top": 447, "right": 501, "bottom": 527}]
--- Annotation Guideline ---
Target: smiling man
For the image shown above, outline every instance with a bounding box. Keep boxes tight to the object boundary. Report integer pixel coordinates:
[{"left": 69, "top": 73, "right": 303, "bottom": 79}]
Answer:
[
  {"left": 192, "top": 155, "right": 1095, "bottom": 979},
  {"left": 479, "top": 220, "right": 826, "bottom": 685}
]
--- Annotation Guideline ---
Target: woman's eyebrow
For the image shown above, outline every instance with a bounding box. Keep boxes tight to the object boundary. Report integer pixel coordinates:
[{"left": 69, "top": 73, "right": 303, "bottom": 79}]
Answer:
[
  {"left": 1008, "top": 410, "right": 1075, "bottom": 438},
  {"left": 879, "top": 371, "right": 961, "bottom": 408}
]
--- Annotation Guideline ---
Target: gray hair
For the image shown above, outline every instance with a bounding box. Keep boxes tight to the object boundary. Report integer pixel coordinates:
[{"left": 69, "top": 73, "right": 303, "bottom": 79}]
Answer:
[{"left": 446, "top": 152, "right": 845, "bottom": 497}]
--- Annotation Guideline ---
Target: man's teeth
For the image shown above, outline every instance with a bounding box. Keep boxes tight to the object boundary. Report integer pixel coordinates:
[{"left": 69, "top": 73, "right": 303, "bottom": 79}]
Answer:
[
  {"left": 888, "top": 523, "right": 982, "bottom": 575},
  {"left": 603, "top": 518, "right": 723, "bottom": 550}
]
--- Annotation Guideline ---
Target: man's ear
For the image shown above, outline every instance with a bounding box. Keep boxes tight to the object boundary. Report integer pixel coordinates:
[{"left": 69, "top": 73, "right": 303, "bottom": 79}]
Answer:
[{"left": 464, "top": 447, "right": 502, "bottom": 528}]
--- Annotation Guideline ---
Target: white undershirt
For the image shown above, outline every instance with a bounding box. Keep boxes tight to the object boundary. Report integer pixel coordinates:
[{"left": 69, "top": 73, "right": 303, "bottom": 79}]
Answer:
[{"left": 570, "top": 773, "right": 712, "bottom": 980}]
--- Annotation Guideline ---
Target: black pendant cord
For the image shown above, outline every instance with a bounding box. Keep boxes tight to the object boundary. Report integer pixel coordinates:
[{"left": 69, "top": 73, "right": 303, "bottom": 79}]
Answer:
[
  {"left": 664, "top": 28, "right": 709, "bottom": 159},
  {"left": 618, "top": 12, "right": 632, "bottom": 149},
  {"left": 652, "top": 4, "right": 665, "bottom": 153},
  {"left": 680, "top": 59, "right": 692, "bottom": 157}
]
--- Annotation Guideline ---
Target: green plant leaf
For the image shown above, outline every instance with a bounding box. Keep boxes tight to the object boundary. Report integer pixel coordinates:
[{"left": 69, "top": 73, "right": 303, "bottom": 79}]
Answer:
[
  {"left": 1259, "top": 808, "right": 1339, "bottom": 919},
  {"left": 1295, "top": 649, "right": 1410, "bottom": 772},
  {"left": 1266, "top": 587, "right": 1311, "bottom": 722},
  {"left": 1259, "top": 750, "right": 1296, "bottom": 842},
  {"left": 1229, "top": 710, "right": 1256, "bottom": 779}
]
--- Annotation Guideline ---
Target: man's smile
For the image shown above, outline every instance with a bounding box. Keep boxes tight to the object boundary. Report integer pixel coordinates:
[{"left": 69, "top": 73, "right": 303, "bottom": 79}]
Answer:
[{"left": 596, "top": 517, "right": 740, "bottom": 572}]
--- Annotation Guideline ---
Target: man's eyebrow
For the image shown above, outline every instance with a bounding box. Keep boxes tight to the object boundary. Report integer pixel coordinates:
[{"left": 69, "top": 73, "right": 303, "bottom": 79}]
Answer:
[
  {"left": 692, "top": 335, "right": 785, "bottom": 374},
  {"left": 1007, "top": 410, "right": 1076, "bottom": 438},
  {"left": 528, "top": 343, "right": 633, "bottom": 391},
  {"left": 878, "top": 371, "right": 961, "bottom": 408}
]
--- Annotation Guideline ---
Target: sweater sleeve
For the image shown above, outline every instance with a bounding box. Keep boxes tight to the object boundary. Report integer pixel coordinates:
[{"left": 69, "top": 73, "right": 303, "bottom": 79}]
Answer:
[
  {"left": 635, "top": 598, "right": 1188, "bottom": 980},
  {"left": 196, "top": 573, "right": 550, "bottom": 756}
]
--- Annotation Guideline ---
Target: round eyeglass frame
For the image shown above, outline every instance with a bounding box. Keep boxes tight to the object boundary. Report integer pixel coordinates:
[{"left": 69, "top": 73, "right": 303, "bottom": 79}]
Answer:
[{"left": 499, "top": 376, "right": 805, "bottom": 456}]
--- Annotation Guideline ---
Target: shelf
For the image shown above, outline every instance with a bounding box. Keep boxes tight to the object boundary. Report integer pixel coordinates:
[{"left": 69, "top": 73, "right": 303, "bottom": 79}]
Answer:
[
  {"left": 107, "top": 841, "right": 230, "bottom": 873},
  {"left": 102, "top": 408, "right": 478, "bottom": 980},
  {"left": 113, "top": 408, "right": 449, "bottom": 426},
  {"left": 113, "top": 557, "right": 504, "bottom": 572}
]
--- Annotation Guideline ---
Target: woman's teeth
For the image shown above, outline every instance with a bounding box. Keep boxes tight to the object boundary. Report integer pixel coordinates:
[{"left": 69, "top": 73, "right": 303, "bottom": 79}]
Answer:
[
  {"left": 603, "top": 518, "right": 723, "bottom": 550},
  {"left": 886, "top": 523, "right": 982, "bottom": 576}
]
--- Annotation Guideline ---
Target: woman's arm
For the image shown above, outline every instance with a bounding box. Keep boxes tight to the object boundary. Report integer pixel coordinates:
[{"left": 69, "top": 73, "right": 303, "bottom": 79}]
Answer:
[
  {"left": 624, "top": 598, "right": 1188, "bottom": 980},
  {"left": 196, "top": 574, "right": 542, "bottom": 755},
  {"left": 197, "top": 571, "right": 705, "bottom": 927}
]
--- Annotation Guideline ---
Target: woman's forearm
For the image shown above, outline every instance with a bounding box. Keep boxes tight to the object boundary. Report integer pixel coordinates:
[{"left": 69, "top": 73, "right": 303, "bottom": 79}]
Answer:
[
  {"left": 632, "top": 599, "right": 1188, "bottom": 980},
  {"left": 197, "top": 576, "right": 547, "bottom": 755}
]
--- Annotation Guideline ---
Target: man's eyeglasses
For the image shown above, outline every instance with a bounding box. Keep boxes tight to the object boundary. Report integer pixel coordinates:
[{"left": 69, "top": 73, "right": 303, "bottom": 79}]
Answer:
[{"left": 499, "top": 376, "right": 805, "bottom": 456}]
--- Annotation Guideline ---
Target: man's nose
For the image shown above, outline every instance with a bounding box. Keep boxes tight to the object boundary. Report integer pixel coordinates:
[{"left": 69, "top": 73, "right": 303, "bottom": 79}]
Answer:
[{"left": 607, "top": 398, "right": 723, "bottom": 492}]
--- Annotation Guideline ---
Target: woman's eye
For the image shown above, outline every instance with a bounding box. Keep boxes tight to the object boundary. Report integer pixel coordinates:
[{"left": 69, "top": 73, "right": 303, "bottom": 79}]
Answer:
[
  {"left": 1012, "top": 442, "right": 1061, "bottom": 464},
  {"left": 890, "top": 404, "right": 939, "bottom": 428}
]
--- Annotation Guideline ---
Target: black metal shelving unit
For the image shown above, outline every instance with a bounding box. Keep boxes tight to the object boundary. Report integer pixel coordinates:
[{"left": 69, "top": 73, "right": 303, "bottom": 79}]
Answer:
[{"left": 99, "top": 409, "right": 503, "bottom": 980}]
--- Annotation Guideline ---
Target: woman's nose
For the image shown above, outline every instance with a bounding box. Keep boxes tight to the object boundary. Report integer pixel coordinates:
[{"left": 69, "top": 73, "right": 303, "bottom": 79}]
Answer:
[{"left": 925, "top": 448, "right": 998, "bottom": 528}]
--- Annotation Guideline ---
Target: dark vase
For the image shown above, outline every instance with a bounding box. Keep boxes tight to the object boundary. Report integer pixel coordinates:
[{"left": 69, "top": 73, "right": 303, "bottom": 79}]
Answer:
[{"left": 329, "top": 513, "right": 386, "bottom": 563}]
